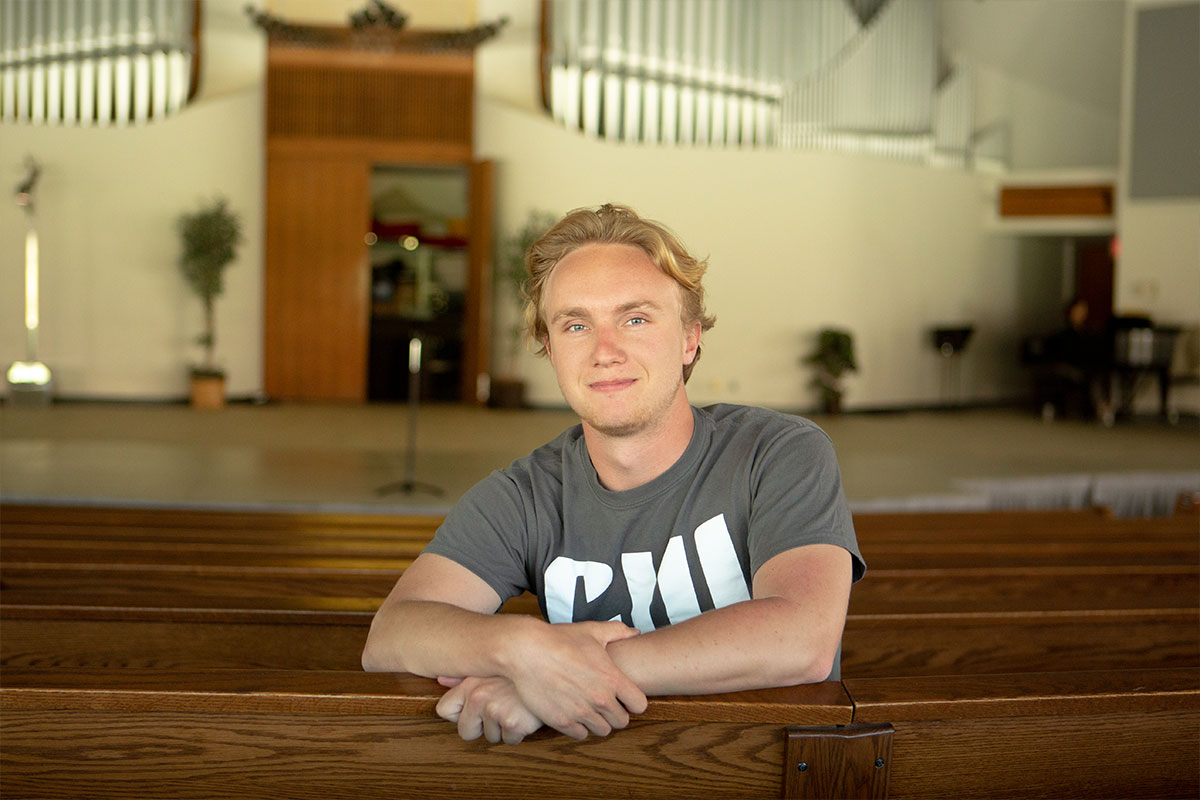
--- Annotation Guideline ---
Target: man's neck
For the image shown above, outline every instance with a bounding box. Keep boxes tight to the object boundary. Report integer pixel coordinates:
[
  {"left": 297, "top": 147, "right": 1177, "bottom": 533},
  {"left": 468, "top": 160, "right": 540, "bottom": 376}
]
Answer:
[{"left": 582, "top": 392, "right": 696, "bottom": 492}]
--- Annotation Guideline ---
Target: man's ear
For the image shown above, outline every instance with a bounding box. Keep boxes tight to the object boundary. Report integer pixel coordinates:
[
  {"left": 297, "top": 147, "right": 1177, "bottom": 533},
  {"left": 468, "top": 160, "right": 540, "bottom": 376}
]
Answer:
[
  {"left": 543, "top": 336, "right": 555, "bottom": 366},
  {"left": 683, "top": 321, "right": 702, "bottom": 365}
]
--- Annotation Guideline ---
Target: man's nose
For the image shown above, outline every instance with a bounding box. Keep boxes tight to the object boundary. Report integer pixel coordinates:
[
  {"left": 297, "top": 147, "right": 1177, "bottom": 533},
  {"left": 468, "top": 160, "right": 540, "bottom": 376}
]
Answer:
[{"left": 592, "top": 328, "right": 625, "bottom": 365}]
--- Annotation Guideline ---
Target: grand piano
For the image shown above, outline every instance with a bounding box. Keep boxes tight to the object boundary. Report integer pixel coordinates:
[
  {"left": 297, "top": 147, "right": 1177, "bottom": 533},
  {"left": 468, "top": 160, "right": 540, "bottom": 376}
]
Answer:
[{"left": 1023, "top": 316, "right": 1182, "bottom": 423}]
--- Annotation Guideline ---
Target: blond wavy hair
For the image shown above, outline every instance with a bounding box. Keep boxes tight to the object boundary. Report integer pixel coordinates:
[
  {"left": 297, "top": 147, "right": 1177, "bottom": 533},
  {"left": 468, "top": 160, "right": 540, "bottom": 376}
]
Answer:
[{"left": 522, "top": 204, "right": 716, "bottom": 382}]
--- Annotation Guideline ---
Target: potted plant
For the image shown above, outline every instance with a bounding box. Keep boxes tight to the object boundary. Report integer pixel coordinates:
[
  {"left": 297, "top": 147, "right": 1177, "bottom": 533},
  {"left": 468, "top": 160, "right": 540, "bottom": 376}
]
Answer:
[
  {"left": 177, "top": 197, "right": 242, "bottom": 409},
  {"left": 490, "top": 210, "right": 557, "bottom": 408},
  {"left": 804, "top": 328, "right": 858, "bottom": 414}
]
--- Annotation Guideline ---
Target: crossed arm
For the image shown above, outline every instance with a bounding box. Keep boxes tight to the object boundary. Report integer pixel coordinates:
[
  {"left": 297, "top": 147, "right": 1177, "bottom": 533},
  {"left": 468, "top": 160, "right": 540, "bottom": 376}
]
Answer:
[{"left": 361, "top": 543, "right": 851, "bottom": 744}]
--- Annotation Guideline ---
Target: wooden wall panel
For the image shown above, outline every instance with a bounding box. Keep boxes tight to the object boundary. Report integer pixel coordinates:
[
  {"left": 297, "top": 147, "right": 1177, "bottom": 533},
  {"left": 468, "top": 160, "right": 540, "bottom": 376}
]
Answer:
[
  {"left": 998, "top": 185, "right": 1115, "bottom": 217},
  {"left": 267, "top": 49, "right": 473, "bottom": 148},
  {"left": 264, "top": 154, "right": 370, "bottom": 401},
  {"left": 263, "top": 43, "right": 485, "bottom": 402}
]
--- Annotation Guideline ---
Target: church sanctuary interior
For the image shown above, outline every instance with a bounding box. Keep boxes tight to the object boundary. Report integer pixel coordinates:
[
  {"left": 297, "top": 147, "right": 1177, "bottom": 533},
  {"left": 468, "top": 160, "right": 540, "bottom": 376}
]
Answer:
[{"left": 1, "top": 1, "right": 1197, "bottom": 798}]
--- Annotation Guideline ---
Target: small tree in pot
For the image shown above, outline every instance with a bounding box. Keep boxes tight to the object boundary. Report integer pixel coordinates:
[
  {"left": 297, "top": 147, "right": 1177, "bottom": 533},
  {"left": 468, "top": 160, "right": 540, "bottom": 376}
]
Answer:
[
  {"left": 177, "top": 197, "right": 242, "bottom": 408},
  {"left": 804, "top": 328, "right": 857, "bottom": 414}
]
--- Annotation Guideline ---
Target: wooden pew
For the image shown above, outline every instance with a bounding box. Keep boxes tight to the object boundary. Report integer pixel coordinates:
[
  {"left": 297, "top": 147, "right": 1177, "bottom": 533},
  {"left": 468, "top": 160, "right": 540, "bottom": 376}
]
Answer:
[
  {"left": 4, "top": 527, "right": 1193, "bottom": 573},
  {"left": 841, "top": 607, "right": 1199, "bottom": 677},
  {"left": 0, "top": 562, "right": 402, "bottom": 598},
  {"left": 0, "top": 502, "right": 442, "bottom": 536},
  {"left": 853, "top": 506, "right": 1198, "bottom": 533},
  {"left": 1, "top": 613, "right": 369, "bottom": 670},
  {"left": 10, "top": 502, "right": 1188, "bottom": 536},
  {"left": 7, "top": 503, "right": 1190, "bottom": 573},
  {"left": 4, "top": 503, "right": 1196, "bottom": 681},
  {"left": 0, "top": 668, "right": 858, "bottom": 800},
  {"left": 5, "top": 563, "right": 1195, "bottom": 614},
  {"left": 5, "top": 507, "right": 1196, "bottom": 677},
  {"left": 3, "top": 503, "right": 1198, "bottom": 798},
  {"left": 845, "top": 669, "right": 1199, "bottom": 799},
  {"left": 850, "top": 564, "right": 1199, "bottom": 613},
  {"left": 5, "top": 603, "right": 1196, "bottom": 676},
  {"left": 2, "top": 666, "right": 1194, "bottom": 799},
  {"left": 6, "top": 504, "right": 1195, "bottom": 560}
]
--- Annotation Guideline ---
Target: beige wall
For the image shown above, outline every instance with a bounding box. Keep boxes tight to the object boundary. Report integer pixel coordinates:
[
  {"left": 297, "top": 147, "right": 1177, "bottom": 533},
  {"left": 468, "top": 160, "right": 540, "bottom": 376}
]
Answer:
[
  {"left": 477, "top": 98, "right": 1064, "bottom": 409},
  {"left": 2, "top": 0, "right": 1189, "bottom": 414},
  {"left": 1116, "top": 0, "right": 1200, "bottom": 414},
  {"left": 0, "top": 4, "right": 266, "bottom": 400}
]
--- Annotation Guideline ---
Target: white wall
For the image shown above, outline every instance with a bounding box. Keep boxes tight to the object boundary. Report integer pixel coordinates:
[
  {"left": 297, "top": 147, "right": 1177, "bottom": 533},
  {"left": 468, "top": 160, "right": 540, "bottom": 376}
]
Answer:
[
  {"left": 1116, "top": 0, "right": 1200, "bottom": 415},
  {"left": 1, "top": 0, "right": 1168, "bottom": 413},
  {"left": 0, "top": 3, "right": 266, "bottom": 400},
  {"left": 973, "top": 64, "right": 1121, "bottom": 170},
  {"left": 478, "top": 99, "right": 1065, "bottom": 410}
]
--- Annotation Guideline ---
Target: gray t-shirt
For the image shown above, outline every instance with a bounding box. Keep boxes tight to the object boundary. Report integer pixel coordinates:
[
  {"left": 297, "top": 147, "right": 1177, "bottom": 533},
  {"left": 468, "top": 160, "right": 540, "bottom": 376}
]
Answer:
[{"left": 426, "top": 404, "right": 865, "bottom": 639}]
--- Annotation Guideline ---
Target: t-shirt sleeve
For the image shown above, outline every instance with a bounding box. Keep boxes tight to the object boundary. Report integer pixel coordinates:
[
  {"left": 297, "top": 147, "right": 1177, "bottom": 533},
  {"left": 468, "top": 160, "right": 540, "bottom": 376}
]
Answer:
[
  {"left": 422, "top": 471, "right": 533, "bottom": 604},
  {"left": 747, "top": 421, "right": 866, "bottom": 582}
]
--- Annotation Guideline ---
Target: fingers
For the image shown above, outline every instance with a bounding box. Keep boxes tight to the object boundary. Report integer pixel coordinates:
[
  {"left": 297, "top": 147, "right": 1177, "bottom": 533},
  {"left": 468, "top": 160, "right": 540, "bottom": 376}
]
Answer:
[
  {"left": 435, "top": 680, "right": 469, "bottom": 723},
  {"left": 437, "top": 675, "right": 464, "bottom": 688},
  {"left": 616, "top": 678, "right": 649, "bottom": 715},
  {"left": 446, "top": 676, "right": 546, "bottom": 745}
]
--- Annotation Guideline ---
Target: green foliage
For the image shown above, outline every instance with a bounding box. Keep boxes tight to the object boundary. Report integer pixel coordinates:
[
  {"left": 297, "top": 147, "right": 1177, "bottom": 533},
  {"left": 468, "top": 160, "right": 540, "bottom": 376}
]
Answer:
[
  {"left": 803, "top": 328, "right": 858, "bottom": 412},
  {"left": 176, "top": 197, "right": 242, "bottom": 373},
  {"left": 177, "top": 197, "right": 242, "bottom": 303},
  {"left": 804, "top": 328, "right": 858, "bottom": 377}
]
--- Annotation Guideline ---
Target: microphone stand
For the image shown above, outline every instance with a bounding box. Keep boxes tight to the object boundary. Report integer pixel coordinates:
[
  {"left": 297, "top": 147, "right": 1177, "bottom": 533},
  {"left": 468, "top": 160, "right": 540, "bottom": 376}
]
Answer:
[{"left": 376, "top": 335, "right": 443, "bottom": 497}]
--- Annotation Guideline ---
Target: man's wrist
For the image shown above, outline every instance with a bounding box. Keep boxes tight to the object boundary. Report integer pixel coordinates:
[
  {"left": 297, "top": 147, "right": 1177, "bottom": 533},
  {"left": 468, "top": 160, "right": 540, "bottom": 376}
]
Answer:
[
  {"left": 604, "top": 633, "right": 646, "bottom": 690},
  {"left": 487, "top": 613, "right": 544, "bottom": 679}
]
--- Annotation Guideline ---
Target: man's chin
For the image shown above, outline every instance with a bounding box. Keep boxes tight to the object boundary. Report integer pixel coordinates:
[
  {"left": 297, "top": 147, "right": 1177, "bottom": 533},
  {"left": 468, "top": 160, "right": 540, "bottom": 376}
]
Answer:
[{"left": 579, "top": 412, "right": 646, "bottom": 438}]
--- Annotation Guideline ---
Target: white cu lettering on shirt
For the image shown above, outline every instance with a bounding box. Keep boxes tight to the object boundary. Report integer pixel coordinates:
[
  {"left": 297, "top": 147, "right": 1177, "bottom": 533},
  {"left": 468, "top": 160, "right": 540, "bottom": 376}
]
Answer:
[{"left": 543, "top": 514, "right": 750, "bottom": 630}]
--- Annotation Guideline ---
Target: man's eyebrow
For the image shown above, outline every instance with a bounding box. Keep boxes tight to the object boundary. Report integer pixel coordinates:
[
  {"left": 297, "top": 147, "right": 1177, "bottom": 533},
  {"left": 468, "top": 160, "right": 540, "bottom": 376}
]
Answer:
[
  {"left": 550, "top": 306, "right": 589, "bottom": 324},
  {"left": 615, "top": 300, "right": 663, "bottom": 314},
  {"left": 549, "top": 300, "right": 663, "bottom": 324}
]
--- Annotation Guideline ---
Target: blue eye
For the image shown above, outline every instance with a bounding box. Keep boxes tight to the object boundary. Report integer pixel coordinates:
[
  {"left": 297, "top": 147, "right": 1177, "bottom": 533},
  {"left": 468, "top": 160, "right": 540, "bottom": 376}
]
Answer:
[
  {"left": 627, "top": 317, "right": 647, "bottom": 325},
  {"left": 567, "top": 323, "right": 587, "bottom": 332}
]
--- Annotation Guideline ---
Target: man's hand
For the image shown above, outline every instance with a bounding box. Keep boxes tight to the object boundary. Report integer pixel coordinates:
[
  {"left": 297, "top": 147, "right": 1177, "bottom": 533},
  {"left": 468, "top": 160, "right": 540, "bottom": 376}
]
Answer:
[
  {"left": 502, "top": 620, "right": 648, "bottom": 740},
  {"left": 363, "top": 555, "right": 648, "bottom": 742},
  {"left": 438, "top": 621, "right": 648, "bottom": 743},
  {"left": 436, "top": 676, "right": 544, "bottom": 745}
]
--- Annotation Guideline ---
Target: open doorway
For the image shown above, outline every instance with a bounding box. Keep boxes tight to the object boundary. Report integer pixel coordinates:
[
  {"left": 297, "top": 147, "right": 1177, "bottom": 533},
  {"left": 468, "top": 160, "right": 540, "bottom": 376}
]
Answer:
[
  {"left": 367, "top": 165, "right": 470, "bottom": 402},
  {"left": 1072, "top": 237, "right": 1115, "bottom": 334}
]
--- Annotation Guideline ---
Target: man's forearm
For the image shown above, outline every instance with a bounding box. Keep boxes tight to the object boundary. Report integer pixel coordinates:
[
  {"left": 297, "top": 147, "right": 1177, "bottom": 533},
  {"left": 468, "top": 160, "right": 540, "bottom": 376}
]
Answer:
[
  {"left": 361, "top": 597, "right": 538, "bottom": 678},
  {"left": 606, "top": 596, "right": 840, "bottom": 696}
]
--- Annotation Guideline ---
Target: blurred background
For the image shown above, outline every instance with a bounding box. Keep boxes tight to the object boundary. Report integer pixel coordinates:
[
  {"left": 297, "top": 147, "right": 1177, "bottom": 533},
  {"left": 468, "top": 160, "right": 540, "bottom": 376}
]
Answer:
[{"left": 1, "top": 0, "right": 1196, "bottom": 514}]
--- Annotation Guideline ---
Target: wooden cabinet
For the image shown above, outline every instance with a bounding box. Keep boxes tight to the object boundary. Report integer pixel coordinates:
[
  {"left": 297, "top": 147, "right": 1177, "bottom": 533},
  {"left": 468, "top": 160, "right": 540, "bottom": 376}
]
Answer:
[{"left": 263, "top": 40, "right": 492, "bottom": 404}]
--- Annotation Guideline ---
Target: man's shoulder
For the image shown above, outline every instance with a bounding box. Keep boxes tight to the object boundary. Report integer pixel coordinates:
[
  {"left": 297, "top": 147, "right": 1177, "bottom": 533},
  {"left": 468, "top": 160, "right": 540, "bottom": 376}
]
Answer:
[
  {"left": 699, "top": 403, "right": 829, "bottom": 441},
  {"left": 498, "top": 421, "right": 585, "bottom": 484},
  {"left": 449, "top": 423, "right": 582, "bottom": 523}
]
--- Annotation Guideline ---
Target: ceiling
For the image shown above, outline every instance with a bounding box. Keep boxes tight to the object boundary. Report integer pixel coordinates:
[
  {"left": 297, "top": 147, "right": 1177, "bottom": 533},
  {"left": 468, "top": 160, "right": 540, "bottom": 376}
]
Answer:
[{"left": 939, "top": 0, "right": 1126, "bottom": 115}]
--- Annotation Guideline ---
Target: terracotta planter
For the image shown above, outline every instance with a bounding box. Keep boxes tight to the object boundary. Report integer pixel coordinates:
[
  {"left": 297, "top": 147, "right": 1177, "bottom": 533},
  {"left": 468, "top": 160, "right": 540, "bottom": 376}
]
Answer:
[{"left": 190, "top": 374, "right": 226, "bottom": 410}]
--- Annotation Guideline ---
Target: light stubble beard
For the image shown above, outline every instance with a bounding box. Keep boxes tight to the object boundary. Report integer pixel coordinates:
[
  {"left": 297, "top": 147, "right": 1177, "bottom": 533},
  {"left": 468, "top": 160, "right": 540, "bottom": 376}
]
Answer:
[{"left": 574, "top": 374, "right": 686, "bottom": 439}]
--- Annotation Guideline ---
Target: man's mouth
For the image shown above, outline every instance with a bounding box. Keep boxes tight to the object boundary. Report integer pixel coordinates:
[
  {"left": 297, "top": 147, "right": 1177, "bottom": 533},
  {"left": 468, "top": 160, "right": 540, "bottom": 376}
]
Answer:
[{"left": 589, "top": 378, "right": 636, "bottom": 393}]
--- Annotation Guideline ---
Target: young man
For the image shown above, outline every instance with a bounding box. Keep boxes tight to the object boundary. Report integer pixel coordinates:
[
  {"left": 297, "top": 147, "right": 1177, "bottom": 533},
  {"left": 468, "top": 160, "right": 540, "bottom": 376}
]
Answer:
[{"left": 362, "top": 204, "right": 865, "bottom": 745}]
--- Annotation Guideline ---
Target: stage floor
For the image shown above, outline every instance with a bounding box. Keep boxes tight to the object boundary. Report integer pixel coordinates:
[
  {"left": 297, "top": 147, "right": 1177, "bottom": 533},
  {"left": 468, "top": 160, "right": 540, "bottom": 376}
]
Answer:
[{"left": 2, "top": 402, "right": 1197, "bottom": 517}]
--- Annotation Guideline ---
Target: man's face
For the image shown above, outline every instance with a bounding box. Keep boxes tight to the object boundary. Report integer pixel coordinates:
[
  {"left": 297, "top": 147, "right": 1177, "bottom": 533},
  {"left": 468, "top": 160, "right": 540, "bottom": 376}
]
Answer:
[{"left": 542, "top": 243, "right": 701, "bottom": 438}]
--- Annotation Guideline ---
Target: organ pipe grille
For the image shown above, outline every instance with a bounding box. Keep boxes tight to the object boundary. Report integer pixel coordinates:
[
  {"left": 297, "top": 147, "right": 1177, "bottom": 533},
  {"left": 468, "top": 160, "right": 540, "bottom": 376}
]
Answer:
[
  {"left": 0, "top": 0, "right": 198, "bottom": 126},
  {"left": 544, "top": 0, "right": 977, "bottom": 166}
]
